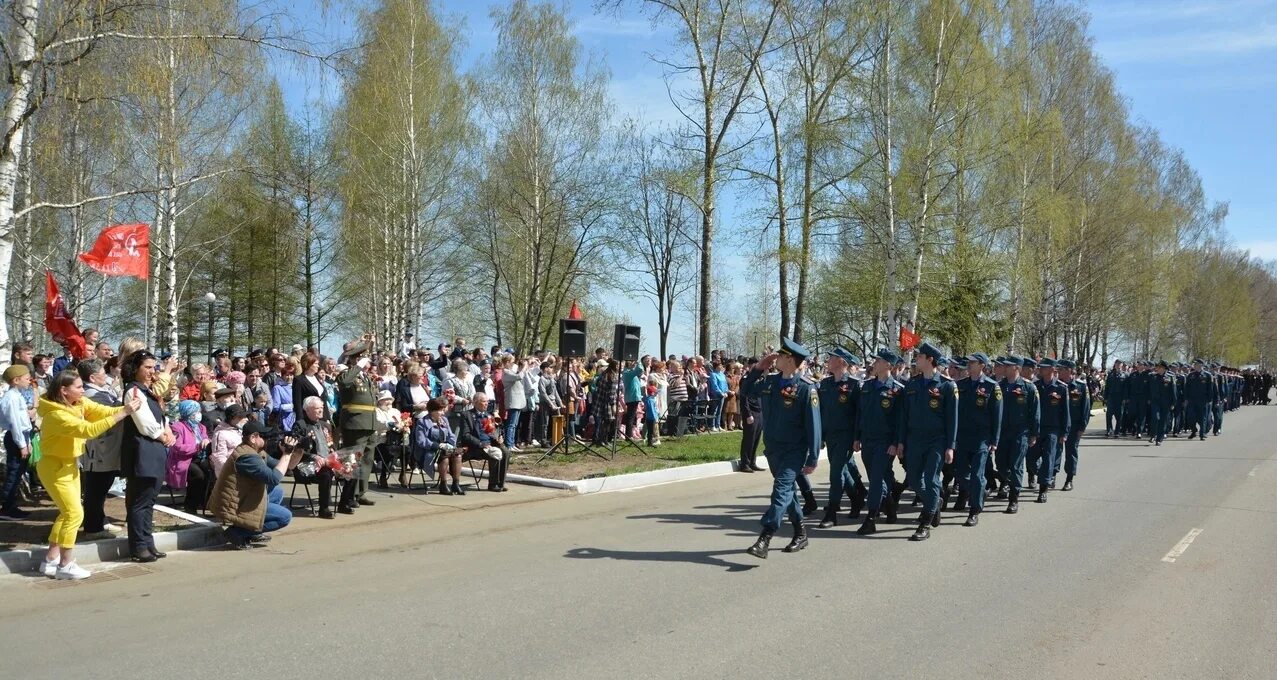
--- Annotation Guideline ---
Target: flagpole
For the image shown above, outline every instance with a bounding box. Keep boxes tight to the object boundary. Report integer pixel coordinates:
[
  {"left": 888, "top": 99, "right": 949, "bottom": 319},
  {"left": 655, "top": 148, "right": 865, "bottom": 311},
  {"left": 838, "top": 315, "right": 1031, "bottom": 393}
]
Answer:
[{"left": 143, "top": 274, "right": 150, "bottom": 347}]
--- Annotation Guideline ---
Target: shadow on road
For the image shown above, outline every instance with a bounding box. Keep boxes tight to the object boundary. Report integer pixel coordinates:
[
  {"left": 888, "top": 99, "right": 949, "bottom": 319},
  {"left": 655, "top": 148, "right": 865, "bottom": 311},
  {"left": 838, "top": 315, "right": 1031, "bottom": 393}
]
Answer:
[{"left": 564, "top": 547, "right": 759, "bottom": 572}]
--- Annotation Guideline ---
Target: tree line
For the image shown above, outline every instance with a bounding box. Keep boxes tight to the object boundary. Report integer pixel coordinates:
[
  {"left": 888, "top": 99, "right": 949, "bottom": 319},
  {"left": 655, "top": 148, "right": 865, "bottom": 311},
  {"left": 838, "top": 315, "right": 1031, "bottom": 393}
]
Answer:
[{"left": 2, "top": 0, "right": 1274, "bottom": 367}]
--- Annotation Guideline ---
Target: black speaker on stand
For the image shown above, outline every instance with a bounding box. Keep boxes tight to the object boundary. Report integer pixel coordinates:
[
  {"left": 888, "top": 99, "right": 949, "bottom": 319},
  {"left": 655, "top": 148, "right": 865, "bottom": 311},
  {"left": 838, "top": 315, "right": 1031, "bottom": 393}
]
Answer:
[
  {"left": 612, "top": 324, "right": 641, "bottom": 362},
  {"left": 559, "top": 319, "right": 586, "bottom": 358}
]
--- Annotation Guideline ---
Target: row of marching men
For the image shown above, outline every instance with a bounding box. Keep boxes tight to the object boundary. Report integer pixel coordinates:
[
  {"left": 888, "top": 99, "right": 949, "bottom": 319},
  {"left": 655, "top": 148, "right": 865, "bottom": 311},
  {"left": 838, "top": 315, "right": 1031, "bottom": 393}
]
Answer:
[
  {"left": 1102, "top": 359, "right": 1256, "bottom": 443},
  {"left": 738, "top": 338, "right": 1092, "bottom": 558}
]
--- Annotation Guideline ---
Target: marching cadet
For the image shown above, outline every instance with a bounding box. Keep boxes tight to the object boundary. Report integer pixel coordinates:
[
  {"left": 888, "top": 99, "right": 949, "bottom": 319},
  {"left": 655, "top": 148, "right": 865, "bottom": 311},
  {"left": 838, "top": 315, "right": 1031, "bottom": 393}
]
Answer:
[
  {"left": 894, "top": 342, "right": 957, "bottom": 542},
  {"left": 1211, "top": 363, "right": 1226, "bottom": 435},
  {"left": 742, "top": 338, "right": 822, "bottom": 559},
  {"left": 1058, "top": 360, "right": 1089, "bottom": 491},
  {"left": 1034, "top": 359, "right": 1070, "bottom": 503},
  {"left": 1148, "top": 360, "right": 1176, "bottom": 446},
  {"left": 817, "top": 347, "right": 867, "bottom": 528},
  {"left": 998, "top": 356, "right": 1038, "bottom": 513},
  {"left": 954, "top": 353, "right": 1001, "bottom": 527},
  {"left": 1128, "top": 361, "right": 1150, "bottom": 438},
  {"left": 856, "top": 349, "right": 905, "bottom": 535},
  {"left": 1104, "top": 360, "right": 1126, "bottom": 437},
  {"left": 1184, "top": 359, "right": 1212, "bottom": 440}
]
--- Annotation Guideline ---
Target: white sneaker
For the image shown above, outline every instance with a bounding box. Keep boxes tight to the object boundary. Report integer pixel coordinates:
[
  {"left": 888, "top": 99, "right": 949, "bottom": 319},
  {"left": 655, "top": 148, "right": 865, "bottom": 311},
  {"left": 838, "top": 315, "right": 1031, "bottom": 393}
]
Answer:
[
  {"left": 529, "top": 440, "right": 541, "bottom": 447},
  {"left": 55, "top": 562, "right": 92, "bottom": 580},
  {"left": 38, "top": 559, "right": 58, "bottom": 578},
  {"left": 103, "top": 523, "right": 122, "bottom": 532}
]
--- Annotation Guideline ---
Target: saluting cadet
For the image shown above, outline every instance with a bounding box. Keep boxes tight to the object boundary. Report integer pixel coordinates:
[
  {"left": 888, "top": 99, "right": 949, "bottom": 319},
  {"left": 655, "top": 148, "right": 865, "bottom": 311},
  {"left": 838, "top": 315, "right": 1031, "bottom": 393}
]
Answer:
[
  {"left": 1104, "top": 361, "right": 1126, "bottom": 437},
  {"left": 954, "top": 353, "right": 1001, "bottom": 527},
  {"left": 817, "top": 347, "right": 866, "bottom": 528},
  {"left": 894, "top": 342, "right": 957, "bottom": 542},
  {"left": 856, "top": 349, "right": 905, "bottom": 535},
  {"left": 1034, "top": 359, "right": 1071, "bottom": 503},
  {"left": 1058, "top": 360, "right": 1090, "bottom": 491},
  {"left": 1148, "top": 360, "right": 1176, "bottom": 446},
  {"left": 742, "top": 338, "right": 822, "bottom": 559},
  {"left": 999, "top": 356, "right": 1038, "bottom": 513}
]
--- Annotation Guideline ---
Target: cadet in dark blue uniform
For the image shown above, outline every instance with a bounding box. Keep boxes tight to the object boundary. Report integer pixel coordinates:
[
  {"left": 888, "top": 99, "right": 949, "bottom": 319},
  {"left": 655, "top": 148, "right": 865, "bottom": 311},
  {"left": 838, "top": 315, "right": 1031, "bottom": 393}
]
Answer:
[
  {"left": 817, "top": 347, "right": 866, "bottom": 528},
  {"left": 1148, "top": 360, "right": 1176, "bottom": 446},
  {"left": 855, "top": 349, "right": 905, "bottom": 535},
  {"left": 1128, "top": 362, "right": 1150, "bottom": 438},
  {"left": 999, "top": 356, "right": 1038, "bottom": 513},
  {"left": 894, "top": 342, "right": 957, "bottom": 542},
  {"left": 1211, "top": 363, "right": 1226, "bottom": 435},
  {"left": 1184, "top": 359, "right": 1212, "bottom": 440},
  {"left": 1058, "top": 360, "right": 1090, "bottom": 491},
  {"left": 1104, "top": 361, "right": 1126, "bottom": 437},
  {"left": 954, "top": 353, "right": 1001, "bottom": 527},
  {"left": 742, "top": 339, "right": 822, "bottom": 559},
  {"left": 1034, "top": 360, "right": 1071, "bottom": 503}
]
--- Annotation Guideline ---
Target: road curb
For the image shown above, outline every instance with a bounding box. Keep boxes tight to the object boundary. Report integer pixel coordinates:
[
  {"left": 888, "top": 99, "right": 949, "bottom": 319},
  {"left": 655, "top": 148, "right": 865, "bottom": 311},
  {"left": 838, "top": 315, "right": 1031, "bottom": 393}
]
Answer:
[{"left": 0, "top": 523, "right": 225, "bottom": 576}]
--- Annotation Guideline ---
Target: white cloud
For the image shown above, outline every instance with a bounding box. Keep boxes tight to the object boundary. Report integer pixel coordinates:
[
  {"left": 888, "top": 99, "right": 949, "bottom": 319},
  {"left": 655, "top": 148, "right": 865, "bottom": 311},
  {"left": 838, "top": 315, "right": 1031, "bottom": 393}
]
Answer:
[
  {"left": 1242, "top": 240, "right": 1277, "bottom": 261},
  {"left": 1096, "top": 23, "right": 1277, "bottom": 63}
]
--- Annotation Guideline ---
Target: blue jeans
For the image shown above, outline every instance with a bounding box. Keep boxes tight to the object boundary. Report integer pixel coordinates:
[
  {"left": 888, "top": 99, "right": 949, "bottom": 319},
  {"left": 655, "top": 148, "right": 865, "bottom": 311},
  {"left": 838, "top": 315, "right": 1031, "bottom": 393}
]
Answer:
[
  {"left": 226, "top": 485, "right": 292, "bottom": 541},
  {"left": 504, "top": 408, "right": 521, "bottom": 447},
  {"left": 709, "top": 396, "right": 725, "bottom": 429},
  {"left": 2, "top": 431, "right": 30, "bottom": 511}
]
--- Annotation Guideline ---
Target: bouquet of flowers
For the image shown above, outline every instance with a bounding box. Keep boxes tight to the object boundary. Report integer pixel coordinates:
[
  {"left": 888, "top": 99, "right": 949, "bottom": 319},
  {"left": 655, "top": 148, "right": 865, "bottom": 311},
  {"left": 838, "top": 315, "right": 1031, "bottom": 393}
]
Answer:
[{"left": 324, "top": 448, "right": 361, "bottom": 479}]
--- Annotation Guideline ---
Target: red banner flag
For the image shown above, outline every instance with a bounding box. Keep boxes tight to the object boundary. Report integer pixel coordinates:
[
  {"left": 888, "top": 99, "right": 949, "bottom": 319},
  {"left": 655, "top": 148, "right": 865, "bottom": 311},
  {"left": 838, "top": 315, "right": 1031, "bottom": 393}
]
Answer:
[
  {"left": 899, "top": 325, "right": 920, "bottom": 351},
  {"left": 78, "top": 222, "right": 150, "bottom": 280},
  {"left": 567, "top": 299, "right": 583, "bottom": 320},
  {"left": 45, "top": 271, "right": 88, "bottom": 359}
]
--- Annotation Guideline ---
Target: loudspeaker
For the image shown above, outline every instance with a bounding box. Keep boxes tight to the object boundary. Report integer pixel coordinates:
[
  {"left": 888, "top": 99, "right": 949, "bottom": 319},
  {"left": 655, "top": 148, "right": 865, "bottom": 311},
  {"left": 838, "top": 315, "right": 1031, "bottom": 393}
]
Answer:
[
  {"left": 613, "top": 324, "right": 641, "bottom": 362},
  {"left": 558, "top": 319, "right": 587, "bottom": 358}
]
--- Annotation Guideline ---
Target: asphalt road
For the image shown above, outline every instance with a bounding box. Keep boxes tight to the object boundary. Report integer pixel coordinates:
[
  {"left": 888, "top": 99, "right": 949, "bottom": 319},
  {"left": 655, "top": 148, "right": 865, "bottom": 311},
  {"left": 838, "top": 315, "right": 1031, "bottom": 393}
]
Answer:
[{"left": 3, "top": 403, "right": 1276, "bottom": 680}]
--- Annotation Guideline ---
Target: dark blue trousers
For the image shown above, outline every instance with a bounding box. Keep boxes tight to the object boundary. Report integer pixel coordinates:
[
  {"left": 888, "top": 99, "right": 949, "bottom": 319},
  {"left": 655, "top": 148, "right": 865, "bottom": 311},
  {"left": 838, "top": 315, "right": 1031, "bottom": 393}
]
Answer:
[
  {"left": 863, "top": 440, "right": 893, "bottom": 513},
  {"left": 761, "top": 448, "right": 804, "bottom": 532},
  {"left": 957, "top": 442, "right": 989, "bottom": 511},
  {"left": 904, "top": 436, "right": 944, "bottom": 514}
]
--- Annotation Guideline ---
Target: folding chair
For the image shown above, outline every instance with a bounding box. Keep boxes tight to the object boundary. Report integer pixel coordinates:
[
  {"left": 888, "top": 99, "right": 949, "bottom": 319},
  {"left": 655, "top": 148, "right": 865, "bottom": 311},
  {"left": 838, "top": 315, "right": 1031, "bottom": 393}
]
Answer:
[
  {"left": 467, "top": 459, "right": 489, "bottom": 491},
  {"left": 287, "top": 473, "right": 317, "bottom": 515}
]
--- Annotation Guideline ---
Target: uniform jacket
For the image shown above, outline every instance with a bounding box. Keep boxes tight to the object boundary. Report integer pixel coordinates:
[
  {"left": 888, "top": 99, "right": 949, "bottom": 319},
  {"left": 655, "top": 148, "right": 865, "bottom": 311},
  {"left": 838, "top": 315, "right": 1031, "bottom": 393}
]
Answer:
[
  {"left": 741, "top": 368, "right": 821, "bottom": 467},
  {"left": 337, "top": 366, "right": 377, "bottom": 433},
  {"left": 1067, "top": 378, "right": 1092, "bottom": 429},
  {"left": 857, "top": 376, "right": 903, "bottom": 443},
  {"left": 1001, "top": 377, "right": 1040, "bottom": 437},
  {"left": 896, "top": 373, "right": 958, "bottom": 451},
  {"left": 957, "top": 374, "right": 1002, "bottom": 448},
  {"left": 1036, "top": 378, "right": 1072, "bottom": 433},
  {"left": 818, "top": 374, "right": 860, "bottom": 438}
]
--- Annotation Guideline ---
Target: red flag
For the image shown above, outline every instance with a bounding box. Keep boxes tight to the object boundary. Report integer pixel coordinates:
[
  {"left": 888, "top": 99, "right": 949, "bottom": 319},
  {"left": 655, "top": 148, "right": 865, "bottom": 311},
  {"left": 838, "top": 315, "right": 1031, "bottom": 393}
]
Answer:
[
  {"left": 45, "top": 271, "right": 88, "bottom": 360},
  {"left": 78, "top": 223, "right": 150, "bottom": 280},
  {"left": 567, "top": 300, "right": 583, "bottom": 320},
  {"left": 899, "top": 325, "right": 920, "bottom": 351}
]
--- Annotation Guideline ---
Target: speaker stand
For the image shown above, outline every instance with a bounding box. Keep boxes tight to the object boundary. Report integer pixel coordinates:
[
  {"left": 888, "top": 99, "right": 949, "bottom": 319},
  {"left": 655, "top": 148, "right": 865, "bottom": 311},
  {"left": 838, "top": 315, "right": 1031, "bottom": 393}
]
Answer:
[{"left": 534, "top": 428, "right": 611, "bottom": 464}]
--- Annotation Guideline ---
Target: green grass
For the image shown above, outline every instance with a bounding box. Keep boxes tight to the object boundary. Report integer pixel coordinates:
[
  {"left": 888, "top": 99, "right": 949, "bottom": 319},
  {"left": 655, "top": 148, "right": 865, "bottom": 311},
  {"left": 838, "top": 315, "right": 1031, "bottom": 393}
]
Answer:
[{"left": 648, "top": 430, "right": 743, "bottom": 463}]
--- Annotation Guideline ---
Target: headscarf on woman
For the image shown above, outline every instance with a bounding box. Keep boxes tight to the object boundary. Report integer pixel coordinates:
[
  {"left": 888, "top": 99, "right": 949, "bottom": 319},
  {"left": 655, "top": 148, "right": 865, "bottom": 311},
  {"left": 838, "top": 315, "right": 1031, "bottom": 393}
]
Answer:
[{"left": 179, "top": 399, "right": 204, "bottom": 445}]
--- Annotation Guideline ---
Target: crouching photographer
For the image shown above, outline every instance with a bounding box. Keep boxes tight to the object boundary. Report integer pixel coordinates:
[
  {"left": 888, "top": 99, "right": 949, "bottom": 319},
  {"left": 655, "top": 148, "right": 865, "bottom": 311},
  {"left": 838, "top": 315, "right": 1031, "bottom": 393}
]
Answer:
[{"left": 208, "top": 421, "right": 299, "bottom": 549}]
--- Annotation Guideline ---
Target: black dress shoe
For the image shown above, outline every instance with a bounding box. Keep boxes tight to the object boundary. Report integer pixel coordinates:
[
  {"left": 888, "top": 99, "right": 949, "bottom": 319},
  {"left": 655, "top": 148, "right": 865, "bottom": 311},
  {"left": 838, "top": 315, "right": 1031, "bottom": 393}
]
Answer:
[
  {"left": 132, "top": 551, "right": 158, "bottom": 563},
  {"left": 1005, "top": 491, "right": 1019, "bottom": 514},
  {"left": 357, "top": 497, "right": 376, "bottom": 506},
  {"left": 849, "top": 482, "right": 866, "bottom": 519},
  {"left": 996, "top": 487, "right": 1009, "bottom": 500},
  {"left": 1048, "top": 480, "right": 1056, "bottom": 490},
  {"left": 318, "top": 510, "right": 334, "bottom": 519},
  {"left": 930, "top": 511, "right": 941, "bottom": 527},
  {"left": 818, "top": 510, "right": 838, "bottom": 529},
  {"left": 738, "top": 462, "right": 754, "bottom": 473},
  {"left": 1062, "top": 478, "right": 1074, "bottom": 491},
  {"left": 909, "top": 516, "right": 931, "bottom": 542},
  {"left": 856, "top": 515, "right": 878, "bottom": 535},
  {"left": 802, "top": 497, "right": 818, "bottom": 515},
  {"left": 497, "top": 486, "right": 509, "bottom": 492},
  {"left": 337, "top": 504, "right": 355, "bottom": 514},
  {"left": 749, "top": 464, "right": 764, "bottom": 472},
  {"left": 152, "top": 550, "right": 167, "bottom": 559},
  {"left": 746, "top": 531, "right": 773, "bottom": 559},
  {"left": 783, "top": 526, "right": 808, "bottom": 553},
  {"left": 964, "top": 513, "right": 979, "bottom": 527},
  {"left": 1036, "top": 488, "right": 1048, "bottom": 503}
]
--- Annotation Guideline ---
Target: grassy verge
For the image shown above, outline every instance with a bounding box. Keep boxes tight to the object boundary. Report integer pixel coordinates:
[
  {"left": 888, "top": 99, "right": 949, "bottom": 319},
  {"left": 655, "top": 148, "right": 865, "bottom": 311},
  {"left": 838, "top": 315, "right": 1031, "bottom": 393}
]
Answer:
[{"left": 508, "top": 430, "right": 744, "bottom": 481}]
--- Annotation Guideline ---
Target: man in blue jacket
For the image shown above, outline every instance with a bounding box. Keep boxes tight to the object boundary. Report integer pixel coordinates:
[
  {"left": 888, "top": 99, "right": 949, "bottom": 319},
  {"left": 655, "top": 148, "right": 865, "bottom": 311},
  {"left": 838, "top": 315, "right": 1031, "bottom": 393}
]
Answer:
[
  {"left": 894, "top": 342, "right": 957, "bottom": 542},
  {"left": 1058, "top": 360, "right": 1090, "bottom": 491},
  {"left": 954, "top": 353, "right": 1001, "bottom": 527}
]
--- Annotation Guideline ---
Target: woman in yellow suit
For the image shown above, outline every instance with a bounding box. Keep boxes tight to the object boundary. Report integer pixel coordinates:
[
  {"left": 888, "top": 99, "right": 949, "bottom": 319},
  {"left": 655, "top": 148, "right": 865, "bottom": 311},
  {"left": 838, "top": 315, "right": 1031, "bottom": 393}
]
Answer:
[{"left": 35, "top": 371, "right": 141, "bottom": 580}]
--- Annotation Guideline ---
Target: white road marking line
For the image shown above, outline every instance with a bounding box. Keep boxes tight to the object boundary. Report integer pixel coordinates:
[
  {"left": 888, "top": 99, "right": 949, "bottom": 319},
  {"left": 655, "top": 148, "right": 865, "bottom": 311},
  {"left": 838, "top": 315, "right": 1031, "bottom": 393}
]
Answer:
[{"left": 1162, "top": 528, "right": 1203, "bottom": 563}]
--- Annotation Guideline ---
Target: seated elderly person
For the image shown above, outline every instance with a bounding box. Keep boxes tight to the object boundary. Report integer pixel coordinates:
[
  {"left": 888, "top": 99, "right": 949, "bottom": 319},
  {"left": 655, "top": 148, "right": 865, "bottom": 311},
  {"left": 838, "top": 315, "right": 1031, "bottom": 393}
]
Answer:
[
  {"left": 456, "top": 393, "right": 509, "bottom": 492},
  {"left": 290, "top": 396, "right": 357, "bottom": 517},
  {"left": 412, "top": 397, "right": 460, "bottom": 495},
  {"left": 208, "top": 421, "right": 297, "bottom": 549}
]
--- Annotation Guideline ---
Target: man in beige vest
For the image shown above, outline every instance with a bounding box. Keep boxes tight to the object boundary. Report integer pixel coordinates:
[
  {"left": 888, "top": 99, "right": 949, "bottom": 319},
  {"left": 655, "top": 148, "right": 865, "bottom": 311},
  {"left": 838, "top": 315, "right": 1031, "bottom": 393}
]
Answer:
[{"left": 209, "top": 421, "right": 297, "bottom": 549}]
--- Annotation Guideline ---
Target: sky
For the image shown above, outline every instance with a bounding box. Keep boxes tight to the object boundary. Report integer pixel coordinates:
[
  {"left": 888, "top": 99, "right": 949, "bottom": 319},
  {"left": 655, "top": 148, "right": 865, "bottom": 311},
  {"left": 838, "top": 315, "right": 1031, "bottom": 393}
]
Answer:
[{"left": 273, "top": 0, "right": 1277, "bottom": 357}]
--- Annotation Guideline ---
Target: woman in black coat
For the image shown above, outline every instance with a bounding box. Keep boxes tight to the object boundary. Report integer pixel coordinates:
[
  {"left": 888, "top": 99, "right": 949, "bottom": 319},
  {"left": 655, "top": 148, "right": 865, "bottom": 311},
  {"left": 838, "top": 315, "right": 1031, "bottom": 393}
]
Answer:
[
  {"left": 291, "top": 353, "right": 329, "bottom": 422},
  {"left": 119, "top": 350, "right": 173, "bottom": 562}
]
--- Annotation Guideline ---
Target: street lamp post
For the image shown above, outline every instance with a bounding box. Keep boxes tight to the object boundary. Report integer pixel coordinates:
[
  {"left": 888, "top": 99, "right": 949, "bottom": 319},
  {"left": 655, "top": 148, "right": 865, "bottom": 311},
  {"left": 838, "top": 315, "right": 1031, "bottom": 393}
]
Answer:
[{"left": 205, "top": 292, "right": 216, "bottom": 359}]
